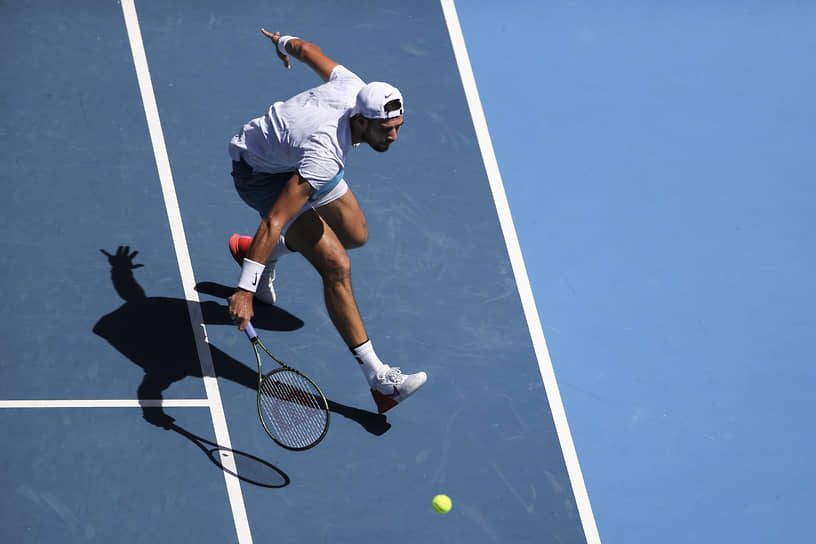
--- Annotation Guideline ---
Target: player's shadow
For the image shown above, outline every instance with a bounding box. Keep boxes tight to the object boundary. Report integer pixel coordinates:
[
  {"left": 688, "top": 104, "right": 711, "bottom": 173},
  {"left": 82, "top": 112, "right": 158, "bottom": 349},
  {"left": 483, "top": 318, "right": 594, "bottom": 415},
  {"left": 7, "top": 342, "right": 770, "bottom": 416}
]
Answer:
[{"left": 93, "top": 246, "right": 390, "bottom": 438}]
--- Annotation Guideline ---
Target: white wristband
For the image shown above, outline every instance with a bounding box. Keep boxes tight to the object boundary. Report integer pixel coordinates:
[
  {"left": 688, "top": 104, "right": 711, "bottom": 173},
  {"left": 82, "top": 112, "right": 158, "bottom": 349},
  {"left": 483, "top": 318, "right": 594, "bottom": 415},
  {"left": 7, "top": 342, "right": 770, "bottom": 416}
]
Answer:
[
  {"left": 237, "top": 258, "right": 265, "bottom": 293},
  {"left": 278, "top": 35, "right": 298, "bottom": 56}
]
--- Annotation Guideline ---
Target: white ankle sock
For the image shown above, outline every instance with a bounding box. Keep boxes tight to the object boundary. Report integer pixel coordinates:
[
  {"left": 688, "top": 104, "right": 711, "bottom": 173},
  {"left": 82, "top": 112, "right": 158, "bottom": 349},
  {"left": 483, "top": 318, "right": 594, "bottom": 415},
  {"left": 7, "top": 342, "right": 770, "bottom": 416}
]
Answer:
[
  {"left": 268, "top": 234, "right": 295, "bottom": 263},
  {"left": 351, "top": 340, "right": 386, "bottom": 387}
]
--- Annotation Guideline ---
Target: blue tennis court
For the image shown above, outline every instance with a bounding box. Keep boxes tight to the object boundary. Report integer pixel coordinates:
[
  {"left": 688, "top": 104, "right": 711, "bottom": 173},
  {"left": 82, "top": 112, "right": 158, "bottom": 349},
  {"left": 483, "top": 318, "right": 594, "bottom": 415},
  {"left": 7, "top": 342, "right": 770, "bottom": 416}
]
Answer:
[{"left": 3, "top": 1, "right": 814, "bottom": 543}]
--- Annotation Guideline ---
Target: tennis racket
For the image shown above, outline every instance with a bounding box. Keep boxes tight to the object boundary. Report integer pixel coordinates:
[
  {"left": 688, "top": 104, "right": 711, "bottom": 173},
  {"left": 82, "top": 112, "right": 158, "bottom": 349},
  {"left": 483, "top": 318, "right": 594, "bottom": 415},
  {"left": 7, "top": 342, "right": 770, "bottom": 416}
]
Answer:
[{"left": 242, "top": 322, "right": 330, "bottom": 450}]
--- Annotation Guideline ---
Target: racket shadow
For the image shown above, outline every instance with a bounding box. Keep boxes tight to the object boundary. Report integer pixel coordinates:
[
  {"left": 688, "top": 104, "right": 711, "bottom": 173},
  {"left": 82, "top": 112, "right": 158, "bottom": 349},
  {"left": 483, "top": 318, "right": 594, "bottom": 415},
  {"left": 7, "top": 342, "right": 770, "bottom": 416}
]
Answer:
[{"left": 168, "top": 422, "right": 290, "bottom": 488}]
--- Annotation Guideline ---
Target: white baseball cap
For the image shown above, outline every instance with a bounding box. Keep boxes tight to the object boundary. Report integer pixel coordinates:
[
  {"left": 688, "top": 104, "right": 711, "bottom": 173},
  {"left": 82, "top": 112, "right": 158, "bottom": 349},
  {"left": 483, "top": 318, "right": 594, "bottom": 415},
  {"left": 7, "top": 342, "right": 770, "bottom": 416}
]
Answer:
[{"left": 351, "top": 82, "right": 404, "bottom": 119}]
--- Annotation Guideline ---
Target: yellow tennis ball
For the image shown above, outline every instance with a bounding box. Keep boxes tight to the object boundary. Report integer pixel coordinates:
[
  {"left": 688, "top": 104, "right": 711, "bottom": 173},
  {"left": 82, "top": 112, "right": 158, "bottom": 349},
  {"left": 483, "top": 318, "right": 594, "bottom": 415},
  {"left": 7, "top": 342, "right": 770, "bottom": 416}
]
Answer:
[{"left": 432, "top": 494, "right": 452, "bottom": 514}]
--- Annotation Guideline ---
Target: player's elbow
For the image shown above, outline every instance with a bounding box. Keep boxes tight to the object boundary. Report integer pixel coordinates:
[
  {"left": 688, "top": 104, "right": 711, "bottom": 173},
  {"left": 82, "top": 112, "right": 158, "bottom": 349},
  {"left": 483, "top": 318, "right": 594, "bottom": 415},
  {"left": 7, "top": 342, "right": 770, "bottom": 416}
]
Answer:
[{"left": 260, "top": 215, "right": 287, "bottom": 239}]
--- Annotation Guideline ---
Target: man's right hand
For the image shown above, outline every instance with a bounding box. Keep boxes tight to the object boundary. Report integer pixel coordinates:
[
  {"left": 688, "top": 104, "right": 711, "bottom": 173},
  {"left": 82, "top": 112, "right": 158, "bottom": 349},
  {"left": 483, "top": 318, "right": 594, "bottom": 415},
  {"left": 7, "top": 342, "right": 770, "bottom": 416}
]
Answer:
[{"left": 229, "top": 289, "right": 255, "bottom": 331}]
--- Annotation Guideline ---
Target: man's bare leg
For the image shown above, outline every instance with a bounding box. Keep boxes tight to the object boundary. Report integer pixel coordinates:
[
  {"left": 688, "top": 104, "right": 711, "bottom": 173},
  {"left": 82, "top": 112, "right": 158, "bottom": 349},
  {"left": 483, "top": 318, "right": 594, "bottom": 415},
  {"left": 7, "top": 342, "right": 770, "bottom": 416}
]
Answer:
[
  {"left": 285, "top": 208, "right": 367, "bottom": 347},
  {"left": 284, "top": 203, "right": 428, "bottom": 414}
]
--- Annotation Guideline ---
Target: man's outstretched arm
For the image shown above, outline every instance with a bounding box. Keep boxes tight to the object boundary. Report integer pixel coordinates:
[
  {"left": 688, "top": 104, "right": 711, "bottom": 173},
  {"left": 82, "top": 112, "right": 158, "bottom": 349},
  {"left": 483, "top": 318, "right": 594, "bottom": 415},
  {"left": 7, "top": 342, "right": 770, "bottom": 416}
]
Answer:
[
  {"left": 261, "top": 28, "right": 340, "bottom": 82},
  {"left": 229, "top": 171, "right": 314, "bottom": 330}
]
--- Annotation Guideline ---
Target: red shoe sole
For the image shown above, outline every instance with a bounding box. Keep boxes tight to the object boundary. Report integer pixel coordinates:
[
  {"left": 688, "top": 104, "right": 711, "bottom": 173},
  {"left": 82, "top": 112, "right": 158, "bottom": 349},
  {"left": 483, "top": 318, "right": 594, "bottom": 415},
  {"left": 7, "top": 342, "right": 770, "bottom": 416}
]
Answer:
[{"left": 370, "top": 389, "right": 399, "bottom": 414}]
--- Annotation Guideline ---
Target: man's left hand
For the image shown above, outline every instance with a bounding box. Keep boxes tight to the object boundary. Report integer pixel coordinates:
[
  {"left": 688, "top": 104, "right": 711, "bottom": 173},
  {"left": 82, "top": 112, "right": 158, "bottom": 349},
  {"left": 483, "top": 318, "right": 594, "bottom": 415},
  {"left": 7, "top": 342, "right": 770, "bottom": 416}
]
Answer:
[{"left": 261, "top": 28, "right": 291, "bottom": 70}]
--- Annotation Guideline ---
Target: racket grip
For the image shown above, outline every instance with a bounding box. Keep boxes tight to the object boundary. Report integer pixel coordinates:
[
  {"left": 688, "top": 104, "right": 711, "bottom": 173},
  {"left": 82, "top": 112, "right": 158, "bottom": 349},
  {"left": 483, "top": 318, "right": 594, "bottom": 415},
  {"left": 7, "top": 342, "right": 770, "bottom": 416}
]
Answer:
[
  {"left": 227, "top": 296, "right": 259, "bottom": 340},
  {"left": 244, "top": 322, "right": 258, "bottom": 340}
]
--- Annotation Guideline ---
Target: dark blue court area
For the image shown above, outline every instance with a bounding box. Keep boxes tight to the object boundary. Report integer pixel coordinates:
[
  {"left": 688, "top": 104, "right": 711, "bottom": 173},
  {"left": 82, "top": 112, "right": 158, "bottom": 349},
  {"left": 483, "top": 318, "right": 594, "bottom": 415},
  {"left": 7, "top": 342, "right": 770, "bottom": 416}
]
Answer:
[{"left": 1, "top": 1, "right": 593, "bottom": 542}]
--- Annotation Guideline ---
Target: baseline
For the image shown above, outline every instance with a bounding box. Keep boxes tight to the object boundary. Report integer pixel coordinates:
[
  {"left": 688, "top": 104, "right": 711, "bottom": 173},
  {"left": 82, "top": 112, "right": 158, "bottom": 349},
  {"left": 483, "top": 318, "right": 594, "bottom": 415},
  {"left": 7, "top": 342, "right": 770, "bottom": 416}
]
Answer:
[{"left": 0, "top": 399, "right": 210, "bottom": 409}]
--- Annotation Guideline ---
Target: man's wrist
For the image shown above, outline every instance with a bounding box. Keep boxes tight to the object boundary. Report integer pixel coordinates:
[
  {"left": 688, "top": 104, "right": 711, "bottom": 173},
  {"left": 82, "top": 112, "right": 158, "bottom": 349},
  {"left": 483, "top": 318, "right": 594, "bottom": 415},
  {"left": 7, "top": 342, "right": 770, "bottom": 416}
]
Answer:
[
  {"left": 278, "top": 35, "right": 299, "bottom": 56},
  {"left": 237, "top": 258, "right": 265, "bottom": 293}
]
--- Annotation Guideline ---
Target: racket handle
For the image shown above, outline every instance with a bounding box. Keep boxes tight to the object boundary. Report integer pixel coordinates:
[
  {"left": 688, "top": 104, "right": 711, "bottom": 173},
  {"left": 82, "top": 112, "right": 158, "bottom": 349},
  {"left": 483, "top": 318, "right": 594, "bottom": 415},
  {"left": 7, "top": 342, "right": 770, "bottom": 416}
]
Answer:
[
  {"left": 244, "top": 321, "right": 258, "bottom": 340},
  {"left": 227, "top": 296, "right": 259, "bottom": 340}
]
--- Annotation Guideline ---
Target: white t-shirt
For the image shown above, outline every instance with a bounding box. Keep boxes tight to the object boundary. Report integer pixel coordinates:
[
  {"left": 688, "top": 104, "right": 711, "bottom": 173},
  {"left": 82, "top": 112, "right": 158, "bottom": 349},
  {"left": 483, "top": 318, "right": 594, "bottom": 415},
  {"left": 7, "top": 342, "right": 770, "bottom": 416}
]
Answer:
[{"left": 228, "top": 65, "right": 364, "bottom": 198}]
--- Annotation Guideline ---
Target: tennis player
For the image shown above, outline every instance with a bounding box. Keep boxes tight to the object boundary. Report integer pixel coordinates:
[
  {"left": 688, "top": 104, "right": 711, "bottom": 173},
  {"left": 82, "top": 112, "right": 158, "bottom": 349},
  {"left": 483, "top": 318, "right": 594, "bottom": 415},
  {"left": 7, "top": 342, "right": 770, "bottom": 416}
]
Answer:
[{"left": 227, "top": 29, "right": 426, "bottom": 414}]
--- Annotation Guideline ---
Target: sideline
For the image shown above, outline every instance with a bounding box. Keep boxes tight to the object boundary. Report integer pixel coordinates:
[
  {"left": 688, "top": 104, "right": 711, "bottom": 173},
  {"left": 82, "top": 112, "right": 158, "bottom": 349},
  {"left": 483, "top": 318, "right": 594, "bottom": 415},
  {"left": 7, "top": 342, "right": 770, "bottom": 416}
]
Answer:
[
  {"left": 440, "top": 1, "right": 601, "bottom": 542},
  {"left": 119, "top": 1, "right": 252, "bottom": 542}
]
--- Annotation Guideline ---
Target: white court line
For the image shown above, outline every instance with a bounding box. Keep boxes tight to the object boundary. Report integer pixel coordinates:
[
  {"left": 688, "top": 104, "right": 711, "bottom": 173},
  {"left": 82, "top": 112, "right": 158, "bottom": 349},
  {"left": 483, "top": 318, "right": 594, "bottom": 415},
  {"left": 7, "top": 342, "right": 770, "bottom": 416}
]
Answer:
[
  {"left": 440, "top": 2, "right": 601, "bottom": 543},
  {"left": 119, "top": 1, "right": 252, "bottom": 542},
  {"left": 0, "top": 399, "right": 210, "bottom": 409}
]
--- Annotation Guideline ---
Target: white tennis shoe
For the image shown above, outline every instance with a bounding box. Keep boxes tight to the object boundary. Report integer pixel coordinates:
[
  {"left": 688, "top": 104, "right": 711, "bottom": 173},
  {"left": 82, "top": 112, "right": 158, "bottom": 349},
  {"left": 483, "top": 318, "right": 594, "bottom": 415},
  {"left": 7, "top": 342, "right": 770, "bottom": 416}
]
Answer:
[
  {"left": 254, "top": 259, "right": 277, "bottom": 305},
  {"left": 370, "top": 366, "right": 427, "bottom": 414}
]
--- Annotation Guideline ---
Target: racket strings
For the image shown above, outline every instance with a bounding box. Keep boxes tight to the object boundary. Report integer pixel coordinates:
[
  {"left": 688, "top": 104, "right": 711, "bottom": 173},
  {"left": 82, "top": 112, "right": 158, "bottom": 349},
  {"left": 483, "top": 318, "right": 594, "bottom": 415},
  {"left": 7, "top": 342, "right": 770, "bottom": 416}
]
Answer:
[{"left": 259, "top": 369, "right": 328, "bottom": 449}]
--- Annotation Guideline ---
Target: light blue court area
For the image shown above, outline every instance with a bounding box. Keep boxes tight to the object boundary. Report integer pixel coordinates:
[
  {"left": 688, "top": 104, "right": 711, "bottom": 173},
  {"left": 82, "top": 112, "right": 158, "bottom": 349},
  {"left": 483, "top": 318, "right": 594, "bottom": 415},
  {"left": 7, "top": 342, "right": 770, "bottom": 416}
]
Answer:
[
  {"left": 458, "top": 2, "right": 816, "bottom": 543},
  {"left": 1, "top": 1, "right": 594, "bottom": 543}
]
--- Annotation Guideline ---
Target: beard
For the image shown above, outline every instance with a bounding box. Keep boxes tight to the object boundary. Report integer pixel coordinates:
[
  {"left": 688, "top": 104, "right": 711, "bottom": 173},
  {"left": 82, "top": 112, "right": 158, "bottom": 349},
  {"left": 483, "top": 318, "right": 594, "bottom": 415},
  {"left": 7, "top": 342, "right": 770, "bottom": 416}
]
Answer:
[{"left": 368, "top": 140, "right": 392, "bottom": 153}]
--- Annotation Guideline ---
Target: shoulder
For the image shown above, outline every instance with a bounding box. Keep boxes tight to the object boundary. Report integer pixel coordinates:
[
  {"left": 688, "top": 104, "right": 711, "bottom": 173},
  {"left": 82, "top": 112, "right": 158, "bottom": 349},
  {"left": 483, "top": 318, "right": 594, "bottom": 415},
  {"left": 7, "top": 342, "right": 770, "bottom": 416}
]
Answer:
[{"left": 329, "top": 65, "right": 365, "bottom": 86}]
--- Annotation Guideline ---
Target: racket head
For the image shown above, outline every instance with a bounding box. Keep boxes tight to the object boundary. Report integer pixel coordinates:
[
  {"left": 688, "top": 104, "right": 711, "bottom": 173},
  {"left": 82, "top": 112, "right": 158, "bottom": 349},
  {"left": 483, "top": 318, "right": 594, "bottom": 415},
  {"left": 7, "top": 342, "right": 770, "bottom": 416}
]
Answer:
[{"left": 257, "top": 367, "right": 330, "bottom": 451}]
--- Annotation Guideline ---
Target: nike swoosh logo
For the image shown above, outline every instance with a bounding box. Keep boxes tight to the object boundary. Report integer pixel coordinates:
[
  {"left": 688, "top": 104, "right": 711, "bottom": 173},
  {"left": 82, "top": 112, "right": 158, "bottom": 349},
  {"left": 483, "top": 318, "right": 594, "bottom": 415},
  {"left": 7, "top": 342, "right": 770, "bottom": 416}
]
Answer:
[
  {"left": 386, "top": 386, "right": 399, "bottom": 398},
  {"left": 252, "top": 272, "right": 259, "bottom": 286},
  {"left": 385, "top": 92, "right": 394, "bottom": 99}
]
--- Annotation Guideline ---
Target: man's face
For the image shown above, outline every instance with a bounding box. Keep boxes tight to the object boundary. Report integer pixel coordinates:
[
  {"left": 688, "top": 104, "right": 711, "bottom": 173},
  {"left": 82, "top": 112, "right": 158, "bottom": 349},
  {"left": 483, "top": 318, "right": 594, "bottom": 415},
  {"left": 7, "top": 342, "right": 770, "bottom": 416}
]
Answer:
[{"left": 363, "top": 116, "right": 403, "bottom": 152}]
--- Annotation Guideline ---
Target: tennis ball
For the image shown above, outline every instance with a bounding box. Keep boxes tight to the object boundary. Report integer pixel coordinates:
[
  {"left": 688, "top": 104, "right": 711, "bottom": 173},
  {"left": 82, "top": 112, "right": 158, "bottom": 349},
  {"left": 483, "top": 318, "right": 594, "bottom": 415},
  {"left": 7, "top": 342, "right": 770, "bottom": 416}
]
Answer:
[{"left": 432, "top": 494, "right": 452, "bottom": 514}]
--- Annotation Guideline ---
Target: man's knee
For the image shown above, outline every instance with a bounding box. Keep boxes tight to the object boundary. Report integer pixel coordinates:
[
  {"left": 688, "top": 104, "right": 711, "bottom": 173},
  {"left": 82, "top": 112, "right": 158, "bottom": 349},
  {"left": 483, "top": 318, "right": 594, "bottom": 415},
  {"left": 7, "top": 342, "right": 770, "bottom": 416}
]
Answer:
[
  {"left": 343, "top": 224, "right": 368, "bottom": 249},
  {"left": 320, "top": 249, "right": 352, "bottom": 284}
]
